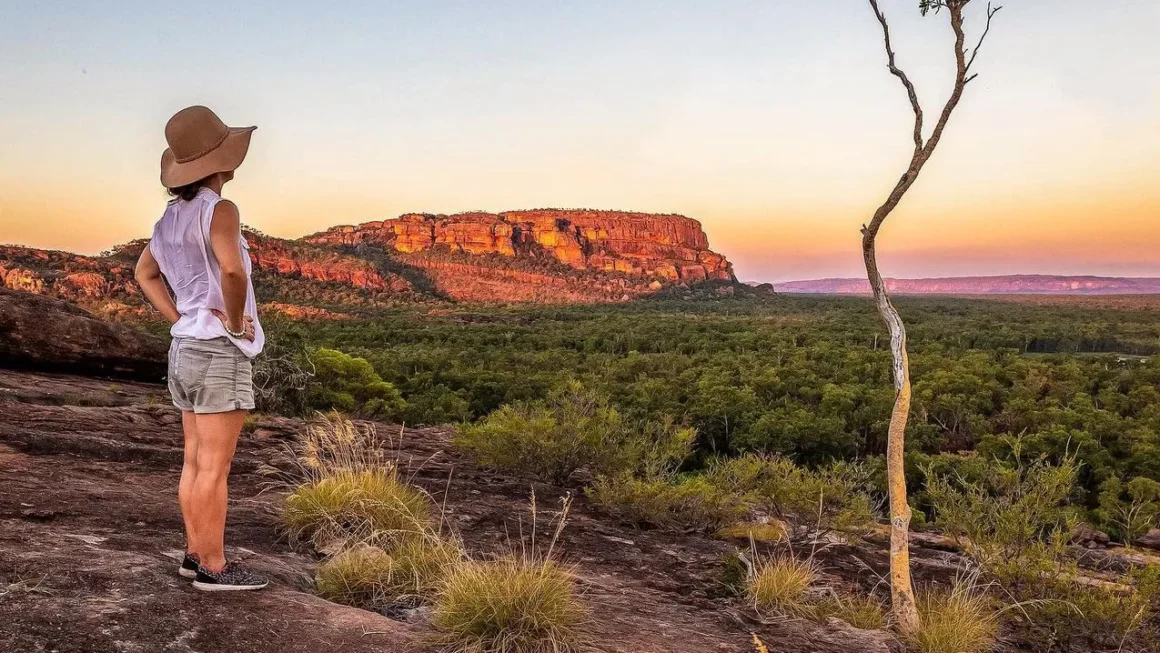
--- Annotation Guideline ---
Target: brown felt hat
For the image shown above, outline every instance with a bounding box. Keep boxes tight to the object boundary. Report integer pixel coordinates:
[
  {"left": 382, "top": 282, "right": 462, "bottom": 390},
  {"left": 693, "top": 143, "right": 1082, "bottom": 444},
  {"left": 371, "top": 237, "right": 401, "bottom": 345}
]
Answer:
[{"left": 160, "top": 105, "right": 256, "bottom": 188}]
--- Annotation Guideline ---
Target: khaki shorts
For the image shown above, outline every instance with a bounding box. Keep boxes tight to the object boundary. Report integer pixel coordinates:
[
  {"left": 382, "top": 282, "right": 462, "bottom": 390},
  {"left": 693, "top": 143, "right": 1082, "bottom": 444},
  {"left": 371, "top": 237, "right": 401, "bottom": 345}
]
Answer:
[{"left": 168, "top": 337, "right": 255, "bottom": 414}]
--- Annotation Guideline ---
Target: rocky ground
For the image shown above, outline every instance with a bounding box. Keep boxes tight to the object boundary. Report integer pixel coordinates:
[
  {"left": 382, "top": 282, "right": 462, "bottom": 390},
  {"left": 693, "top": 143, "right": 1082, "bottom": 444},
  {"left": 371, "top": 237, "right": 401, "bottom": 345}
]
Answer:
[{"left": 0, "top": 368, "right": 975, "bottom": 653}]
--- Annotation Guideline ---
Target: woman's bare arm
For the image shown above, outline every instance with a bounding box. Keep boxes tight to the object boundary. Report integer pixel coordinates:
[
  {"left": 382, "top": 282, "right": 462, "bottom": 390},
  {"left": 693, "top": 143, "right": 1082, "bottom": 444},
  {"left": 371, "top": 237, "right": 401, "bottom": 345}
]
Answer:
[
  {"left": 208, "top": 199, "right": 249, "bottom": 334},
  {"left": 134, "top": 246, "right": 180, "bottom": 324}
]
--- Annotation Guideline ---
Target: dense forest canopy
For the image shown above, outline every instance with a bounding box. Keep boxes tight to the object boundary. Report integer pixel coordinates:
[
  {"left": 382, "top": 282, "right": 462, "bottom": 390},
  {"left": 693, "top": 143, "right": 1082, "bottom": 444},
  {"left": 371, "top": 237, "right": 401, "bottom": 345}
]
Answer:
[{"left": 250, "top": 294, "right": 1160, "bottom": 518}]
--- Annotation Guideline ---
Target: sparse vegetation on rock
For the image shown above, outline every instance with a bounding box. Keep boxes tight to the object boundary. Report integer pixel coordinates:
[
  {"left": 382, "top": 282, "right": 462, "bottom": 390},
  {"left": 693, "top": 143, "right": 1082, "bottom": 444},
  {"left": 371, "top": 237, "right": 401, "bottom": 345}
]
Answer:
[
  {"left": 315, "top": 536, "right": 462, "bottom": 610},
  {"left": 432, "top": 556, "right": 586, "bottom": 653},
  {"left": 747, "top": 552, "right": 818, "bottom": 617},
  {"left": 907, "top": 581, "right": 999, "bottom": 653}
]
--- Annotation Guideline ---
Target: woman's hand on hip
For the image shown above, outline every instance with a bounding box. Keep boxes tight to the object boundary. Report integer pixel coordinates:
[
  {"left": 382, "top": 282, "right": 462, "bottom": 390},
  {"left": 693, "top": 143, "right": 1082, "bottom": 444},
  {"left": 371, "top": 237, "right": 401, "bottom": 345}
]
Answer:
[{"left": 210, "top": 309, "right": 256, "bottom": 342}]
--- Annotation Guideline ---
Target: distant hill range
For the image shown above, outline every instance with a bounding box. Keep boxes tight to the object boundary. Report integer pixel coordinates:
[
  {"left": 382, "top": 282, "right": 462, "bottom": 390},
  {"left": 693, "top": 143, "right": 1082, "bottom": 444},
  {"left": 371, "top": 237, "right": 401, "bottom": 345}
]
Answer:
[
  {"left": 775, "top": 275, "right": 1160, "bottom": 295},
  {"left": 0, "top": 209, "right": 739, "bottom": 314}
]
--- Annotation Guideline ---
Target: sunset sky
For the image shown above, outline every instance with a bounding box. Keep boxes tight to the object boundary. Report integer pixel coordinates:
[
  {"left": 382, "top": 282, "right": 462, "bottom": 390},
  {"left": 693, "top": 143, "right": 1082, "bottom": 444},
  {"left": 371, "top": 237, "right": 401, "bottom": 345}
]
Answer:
[{"left": 1, "top": 0, "right": 1157, "bottom": 282}]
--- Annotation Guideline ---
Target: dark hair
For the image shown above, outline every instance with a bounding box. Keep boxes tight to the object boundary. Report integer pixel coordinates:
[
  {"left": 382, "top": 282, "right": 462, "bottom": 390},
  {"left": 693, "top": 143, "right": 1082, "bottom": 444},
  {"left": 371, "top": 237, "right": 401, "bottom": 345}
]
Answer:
[{"left": 167, "top": 174, "right": 216, "bottom": 201}]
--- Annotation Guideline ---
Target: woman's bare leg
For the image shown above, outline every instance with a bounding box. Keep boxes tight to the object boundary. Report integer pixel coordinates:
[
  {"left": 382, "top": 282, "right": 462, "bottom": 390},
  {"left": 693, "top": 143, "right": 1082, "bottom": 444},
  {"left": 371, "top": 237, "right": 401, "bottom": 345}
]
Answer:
[
  {"left": 179, "top": 411, "right": 200, "bottom": 554},
  {"left": 189, "top": 409, "right": 247, "bottom": 572}
]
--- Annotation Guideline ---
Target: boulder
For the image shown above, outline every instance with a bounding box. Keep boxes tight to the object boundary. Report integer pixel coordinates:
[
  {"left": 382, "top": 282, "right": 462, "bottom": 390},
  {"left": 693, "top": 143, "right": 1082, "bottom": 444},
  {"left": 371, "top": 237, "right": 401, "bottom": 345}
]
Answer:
[
  {"left": 1070, "top": 522, "right": 1111, "bottom": 549},
  {"left": 0, "top": 287, "right": 167, "bottom": 381},
  {"left": 1135, "top": 528, "right": 1160, "bottom": 551}
]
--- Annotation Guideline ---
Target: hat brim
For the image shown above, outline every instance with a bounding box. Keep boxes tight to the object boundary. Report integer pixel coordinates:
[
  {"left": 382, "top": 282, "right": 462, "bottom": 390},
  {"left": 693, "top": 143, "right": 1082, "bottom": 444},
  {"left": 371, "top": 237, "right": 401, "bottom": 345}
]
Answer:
[{"left": 160, "top": 126, "right": 256, "bottom": 188}]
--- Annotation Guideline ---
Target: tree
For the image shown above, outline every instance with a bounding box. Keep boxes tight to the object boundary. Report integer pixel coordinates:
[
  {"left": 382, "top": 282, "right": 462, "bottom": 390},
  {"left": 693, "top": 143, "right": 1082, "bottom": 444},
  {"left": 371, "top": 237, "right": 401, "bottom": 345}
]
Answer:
[{"left": 862, "top": 0, "right": 1002, "bottom": 634}]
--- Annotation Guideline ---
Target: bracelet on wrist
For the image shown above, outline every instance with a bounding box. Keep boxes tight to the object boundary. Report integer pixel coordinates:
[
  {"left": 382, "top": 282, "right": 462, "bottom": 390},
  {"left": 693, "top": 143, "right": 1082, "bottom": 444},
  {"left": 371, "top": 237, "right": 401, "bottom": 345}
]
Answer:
[{"left": 224, "top": 323, "right": 246, "bottom": 338}]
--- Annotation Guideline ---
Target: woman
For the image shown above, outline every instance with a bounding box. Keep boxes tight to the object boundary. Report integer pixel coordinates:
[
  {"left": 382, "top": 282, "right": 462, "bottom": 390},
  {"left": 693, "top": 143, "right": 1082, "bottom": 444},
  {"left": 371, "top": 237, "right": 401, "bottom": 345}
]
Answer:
[{"left": 134, "top": 105, "right": 268, "bottom": 591}]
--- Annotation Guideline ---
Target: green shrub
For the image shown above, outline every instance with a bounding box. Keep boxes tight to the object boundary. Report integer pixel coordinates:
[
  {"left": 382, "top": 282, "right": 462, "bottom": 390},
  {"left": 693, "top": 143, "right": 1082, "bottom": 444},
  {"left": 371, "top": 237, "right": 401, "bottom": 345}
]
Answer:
[
  {"left": 432, "top": 557, "right": 586, "bottom": 653},
  {"left": 705, "top": 454, "right": 876, "bottom": 533},
  {"left": 1004, "top": 564, "right": 1160, "bottom": 651},
  {"left": 251, "top": 319, "right": 317, "bottom": 415},
  {"left": 586, "top": 473, "right": 747, "bottom": 531},
  {"left": 456, "top": 382, "right": 694, "bottom": 485},
  {"left": 306, "top": 348, "right": 406, "bottom": 419},
  {"left": 924, "top": 456, "right": 1078, "bottom": 570},
  {"left": 926, "top": 455, "right": 1159, "bottom": 649},
  {"left": 1095, "top": 476, "right": 1160, "bottom": 545}
]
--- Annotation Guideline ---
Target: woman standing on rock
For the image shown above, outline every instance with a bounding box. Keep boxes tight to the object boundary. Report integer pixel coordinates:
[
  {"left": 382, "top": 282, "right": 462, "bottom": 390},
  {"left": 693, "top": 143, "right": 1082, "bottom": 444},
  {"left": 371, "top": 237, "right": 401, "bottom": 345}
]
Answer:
[{"left": 134, "top": 105, "right": 267, "bottom": 591}]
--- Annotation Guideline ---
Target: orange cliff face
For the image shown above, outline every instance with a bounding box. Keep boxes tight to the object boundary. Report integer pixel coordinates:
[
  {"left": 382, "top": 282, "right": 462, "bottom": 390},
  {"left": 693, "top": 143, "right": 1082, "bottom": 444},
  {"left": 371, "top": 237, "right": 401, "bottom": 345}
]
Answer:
[
  {"left": 0, "top": 232, "right": 411, "bottom": 315},
  {"left": 2, "top": 209, "right": 739, "bottom": 311},
  {"left": 243, "top": 232, "right": 409, "bottom": 293},
  {"left": 306, "top": 209, "right": 735, "bottom": 284}
]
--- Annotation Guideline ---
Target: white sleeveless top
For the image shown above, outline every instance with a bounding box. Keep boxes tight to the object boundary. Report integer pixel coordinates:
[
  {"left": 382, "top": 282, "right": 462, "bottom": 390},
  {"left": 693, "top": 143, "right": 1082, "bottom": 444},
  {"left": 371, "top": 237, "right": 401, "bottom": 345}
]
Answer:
[{"left": 149, "top": 187, "right": 264, "bottom": 358}]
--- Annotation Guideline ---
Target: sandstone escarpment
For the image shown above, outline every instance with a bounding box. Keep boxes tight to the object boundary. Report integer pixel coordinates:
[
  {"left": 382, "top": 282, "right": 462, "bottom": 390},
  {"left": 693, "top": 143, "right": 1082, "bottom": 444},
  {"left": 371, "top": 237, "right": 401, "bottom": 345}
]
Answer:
[
  {"left": 3, "top": 209, "right": 738, "bottom": 310},
  {"left": 0, "top": 245, "right": 139, "bottom": 303},
  {"left": 243, "top": 231, "right": 410, "bottom": 294},
  {"left": 0, "top": 232, "right": 413, "bottom": 311},
  {"left": 307, "top": 209, "right": 735, "bottom": 284}
]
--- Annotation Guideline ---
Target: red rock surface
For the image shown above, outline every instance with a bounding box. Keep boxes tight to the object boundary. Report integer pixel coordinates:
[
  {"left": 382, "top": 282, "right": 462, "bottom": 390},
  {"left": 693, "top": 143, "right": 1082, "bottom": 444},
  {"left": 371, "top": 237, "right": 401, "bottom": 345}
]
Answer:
[
  {"left": 306, "top": 209, "right": 735, "bottom": 284},
  {"left": 0, "top": 369, "right": 907, "bottom": 653},
  {"left": 3, "top": 209, "right": 736, "bottom": 309},
  {"left": 0, "top": 232, "right": 411, "bottom": 309},
  {"left": 0, "top": 287, "right": 167, "bottom": 380},
  {"left": 244, "top": 232, "right": 407, "bottom": 293},
  {"left": 261, "top": 302, "right": 353, "bottom": 320}
]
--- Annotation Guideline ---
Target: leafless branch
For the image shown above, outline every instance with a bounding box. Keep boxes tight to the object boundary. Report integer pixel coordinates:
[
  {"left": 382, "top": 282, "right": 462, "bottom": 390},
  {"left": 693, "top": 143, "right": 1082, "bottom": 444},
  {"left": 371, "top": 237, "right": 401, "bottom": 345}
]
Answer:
[
  {"left": 965, "top": 3, "right": 1003, "bottom": 75},
  {"left": 869, "top": 0, "right": 924, "bottom": 152}
]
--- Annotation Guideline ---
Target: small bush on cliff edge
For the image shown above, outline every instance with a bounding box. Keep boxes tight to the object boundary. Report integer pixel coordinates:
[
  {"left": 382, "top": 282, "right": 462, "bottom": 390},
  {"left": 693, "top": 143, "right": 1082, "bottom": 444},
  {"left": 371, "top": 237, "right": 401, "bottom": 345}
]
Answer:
[{"left": 456, "top": 382, "right": 694, "bottom": 485}]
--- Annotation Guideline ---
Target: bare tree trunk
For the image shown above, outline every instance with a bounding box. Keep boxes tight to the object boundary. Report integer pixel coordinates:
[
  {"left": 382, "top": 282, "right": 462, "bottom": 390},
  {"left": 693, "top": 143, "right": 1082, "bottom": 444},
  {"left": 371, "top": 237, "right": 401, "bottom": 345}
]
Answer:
[
  {"left": 862, "top": 230, "right": 919, "bottom": 633},
  {"left": 863, "top": 0, "right": 1001, "bottom": 636}
]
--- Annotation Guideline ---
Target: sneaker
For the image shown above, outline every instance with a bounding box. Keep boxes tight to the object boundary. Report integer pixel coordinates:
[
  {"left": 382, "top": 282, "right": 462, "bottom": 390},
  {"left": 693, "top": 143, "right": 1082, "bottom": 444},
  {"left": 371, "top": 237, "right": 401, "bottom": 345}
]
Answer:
[
  {"left": 192, "top": 562, "right": 269, "bottom": 592},
  {"left": 178, "top": 552, "right": 201, "bottom": 579}
]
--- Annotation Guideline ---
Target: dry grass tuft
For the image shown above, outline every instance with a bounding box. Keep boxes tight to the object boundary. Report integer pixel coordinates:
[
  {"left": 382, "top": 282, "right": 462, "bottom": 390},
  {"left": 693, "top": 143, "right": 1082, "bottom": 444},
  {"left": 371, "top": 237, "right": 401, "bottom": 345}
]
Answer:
[
  {"left": 316, "top": 536, "right": 463, "bottom": 609},
  {"left": 815, "top": 593, "right": 888, "bottom": 630},
  {"left": 431, "top": 492, "right": 586, "bottom": 653},
  {"left": 907, "top": 583, "right": 999, "bottom": 653},
  {"left": 294, "top": 411, "right": 395, "bottom": 476},
  {"left": 432, "top": 556, "right": 586, "bottom": 653},
  {"left": 280, "top": 413, "right": 434, "bottom": 548},
  {"left": 283, "top": 468, "right": 433, "bottom": 548},
  {"left": 747, "top": 553, "right": 817, "bottom": 616}
]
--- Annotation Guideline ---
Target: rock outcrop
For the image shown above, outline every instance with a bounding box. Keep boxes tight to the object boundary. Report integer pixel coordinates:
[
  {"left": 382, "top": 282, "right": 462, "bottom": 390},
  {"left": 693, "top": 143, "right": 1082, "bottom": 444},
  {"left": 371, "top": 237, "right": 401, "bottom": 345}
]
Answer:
[
  {"left": 0, "top": 232, "right": 412, "bottom": 311},
  {"left": 307, "top": 209, "right": 735, "bottom": 284},
  {"left": 244, "top": 232, "right": 409, "bottom": 293},
  {"left": 2, "top": 209, "right": 737, "bottom": 309},
  {"left": 0, "top": 287, "right": 167, "bottom": 380}
]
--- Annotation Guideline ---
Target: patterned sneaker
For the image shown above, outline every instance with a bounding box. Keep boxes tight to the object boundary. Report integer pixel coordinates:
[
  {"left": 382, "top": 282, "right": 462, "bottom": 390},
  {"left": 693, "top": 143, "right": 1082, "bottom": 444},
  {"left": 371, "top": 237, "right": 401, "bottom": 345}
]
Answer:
[
  {"left": 179, "top": 552, "right": 201, "bottom": 579},
  {"left": 192, "top": 562, "right": 269, "bottom": 592}
]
